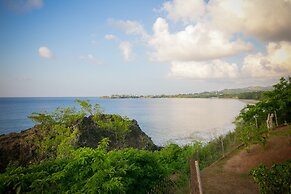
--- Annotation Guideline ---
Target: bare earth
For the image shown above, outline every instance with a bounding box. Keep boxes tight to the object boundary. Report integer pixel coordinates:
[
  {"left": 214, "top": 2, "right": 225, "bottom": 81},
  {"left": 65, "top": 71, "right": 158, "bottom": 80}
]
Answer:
[{"left": 200, "top": 126, "right": 291, "bottom": 194}]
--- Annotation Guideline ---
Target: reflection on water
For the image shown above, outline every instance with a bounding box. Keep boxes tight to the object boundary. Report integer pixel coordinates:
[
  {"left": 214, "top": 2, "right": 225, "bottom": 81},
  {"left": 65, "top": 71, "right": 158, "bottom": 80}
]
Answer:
[
  {"left": 99, "top": 98, "right": 246, "bottom": 145},
  {"left": 0, "top": 98, "right": 246, "bottom": 146}
]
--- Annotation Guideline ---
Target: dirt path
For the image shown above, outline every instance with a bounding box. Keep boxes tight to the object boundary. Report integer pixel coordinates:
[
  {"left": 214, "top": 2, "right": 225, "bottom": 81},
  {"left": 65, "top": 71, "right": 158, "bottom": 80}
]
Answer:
[{"left": 200, "top": 126, "right": 291, "bottom": 194}]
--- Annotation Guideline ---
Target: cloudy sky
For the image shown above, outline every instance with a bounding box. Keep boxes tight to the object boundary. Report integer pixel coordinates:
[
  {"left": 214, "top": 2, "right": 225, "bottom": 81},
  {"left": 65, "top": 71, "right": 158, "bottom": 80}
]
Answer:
[{"left": 0, "top": 0, "right": 290, "bottom": 97}]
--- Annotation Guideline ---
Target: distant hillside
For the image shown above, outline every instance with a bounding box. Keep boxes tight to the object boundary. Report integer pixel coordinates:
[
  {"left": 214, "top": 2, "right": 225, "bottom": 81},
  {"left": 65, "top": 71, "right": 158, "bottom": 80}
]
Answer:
[
  {"left": 102, "top": 86, "right": 273, "bottom": 100},
  {"left": 220, "top": 86, "right": 272, "bottom": 95}
]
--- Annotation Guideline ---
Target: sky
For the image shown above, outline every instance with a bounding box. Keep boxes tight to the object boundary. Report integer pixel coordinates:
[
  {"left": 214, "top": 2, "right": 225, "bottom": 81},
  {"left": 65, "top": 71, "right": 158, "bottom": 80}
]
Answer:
[{"left": 0, "top": 0, "right": 290, "bottom": 97}]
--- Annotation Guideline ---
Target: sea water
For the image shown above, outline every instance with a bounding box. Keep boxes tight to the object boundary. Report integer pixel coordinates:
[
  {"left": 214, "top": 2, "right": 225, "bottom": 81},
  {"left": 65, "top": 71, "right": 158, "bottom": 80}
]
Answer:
[{"left": 0, "top": 97, "right": 246, "bottom": 146}]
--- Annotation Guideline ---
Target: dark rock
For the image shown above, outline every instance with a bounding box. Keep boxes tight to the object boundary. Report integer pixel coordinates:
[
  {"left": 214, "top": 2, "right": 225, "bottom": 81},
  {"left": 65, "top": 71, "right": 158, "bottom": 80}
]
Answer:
[
  {"left": 76, "top": 116, "right": 157, "bottom": 150},
  {"left": 0, "top": 115, "right": 157, "bottom": 172}
]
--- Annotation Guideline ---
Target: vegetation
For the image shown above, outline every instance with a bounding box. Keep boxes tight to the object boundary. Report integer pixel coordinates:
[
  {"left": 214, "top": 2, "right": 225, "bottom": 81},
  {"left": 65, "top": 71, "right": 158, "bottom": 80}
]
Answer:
[
  {"left": 235, "top": 77, "right": 291, "bottom": 148},
  {"left": 250, "top": 160, "right": 291, "bottom": 194},
  {"left": 27, "top": 99, "right": 132, "bottom": 161},
  {"left": 0, "top": 132, "right": 241, "bottom": 193},
  {"left": 102, "top": 86, "right": 270, "bottom": 100},
  {"left": 234, "top": 77, "right": 291, "bottom": 192},
  {"left": 0, "top": 139, "right": 167, "bottom": 194},
  {"left": 0, "top": 77, "right": 290, "bottom": 193}
]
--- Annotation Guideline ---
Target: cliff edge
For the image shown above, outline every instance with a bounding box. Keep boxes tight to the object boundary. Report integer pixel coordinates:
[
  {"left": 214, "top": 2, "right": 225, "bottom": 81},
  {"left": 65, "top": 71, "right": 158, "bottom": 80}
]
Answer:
[{"left": 0, "top": 115, "right": 157, "bottom": 172}]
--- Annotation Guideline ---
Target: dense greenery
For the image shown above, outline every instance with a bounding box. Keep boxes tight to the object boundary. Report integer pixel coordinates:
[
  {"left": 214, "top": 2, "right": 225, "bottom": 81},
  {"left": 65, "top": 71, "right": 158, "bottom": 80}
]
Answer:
[
  {"left": 235, "top": 77, "right": 291, "bottom": 192},
  {"left": 250, "top": 160, "right": 291, "bottom": 194},
  {"left": 237, "top": 77, "right": 291, "bottom": 126},
  {"left": 0, "top": 100, "right": 194, "bottom": 193},
  {"left": 27, "top": 99, "right": 132, "bottom": 161},
  {"left": 1, "top": 77, "right": 290, "bottom": 193},
  {"left": 235, "top": 77, "right": 291, "bottom": 148},
  {"left": 0, "top": 139, "right": 167, "bottom": 194},
  {"left": 0, "top": 135, "right": 238, "bottom": 193}
]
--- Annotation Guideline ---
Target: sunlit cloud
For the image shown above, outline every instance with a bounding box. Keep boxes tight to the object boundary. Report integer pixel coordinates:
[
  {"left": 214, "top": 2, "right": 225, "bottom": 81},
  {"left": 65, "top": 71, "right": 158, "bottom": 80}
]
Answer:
[
  {"left": 163, "top": 0, "right": 206, "bottom": 24},
  {"left": 242, "top": 41, "right": 291, "bottom": 78},
  {"left": 108, "top": 0, "right": 291, "bottom": 83},
  {"left": 162, "top": 0, "right": 291, "bottom": 41},
  {"left": 148, "top": 18, "right": 252, "bottom": 62},
  {"left": 38, "top": 46, "right": 53, "bottom": 59},
  {"left": 169, "top": 60, "right": 239, "bottom": 79},
  {"left": 169, "top": 41, "right": 291, "bottom": 80},
  {"left": 108, "top": 19, "right": 149, "bottom": 39}
]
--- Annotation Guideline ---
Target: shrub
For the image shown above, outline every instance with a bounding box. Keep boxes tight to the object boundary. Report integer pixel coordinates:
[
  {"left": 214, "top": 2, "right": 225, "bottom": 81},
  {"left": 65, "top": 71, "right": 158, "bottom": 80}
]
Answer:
[{"left": 250, "top": 160, "right": 291, "bottom": 194}]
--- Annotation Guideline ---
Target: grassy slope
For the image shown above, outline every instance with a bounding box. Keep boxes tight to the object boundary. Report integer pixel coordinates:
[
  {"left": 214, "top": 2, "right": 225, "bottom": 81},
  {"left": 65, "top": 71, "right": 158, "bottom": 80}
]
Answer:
[{"left": 200, "top": 125, "right": 291, "bottom": 194}]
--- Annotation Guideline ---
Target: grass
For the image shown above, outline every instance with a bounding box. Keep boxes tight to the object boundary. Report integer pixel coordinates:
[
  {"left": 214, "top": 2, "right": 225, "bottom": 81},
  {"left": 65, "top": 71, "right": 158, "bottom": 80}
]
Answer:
[{"left": 199, "top": 125, "right": 291, "bottom": 194}]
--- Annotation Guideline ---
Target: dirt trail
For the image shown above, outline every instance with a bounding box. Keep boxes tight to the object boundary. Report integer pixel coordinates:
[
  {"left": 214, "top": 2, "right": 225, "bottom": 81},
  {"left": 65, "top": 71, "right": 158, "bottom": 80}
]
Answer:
[{"left": 200, "top": 126, "right": 291, "bottom": 194}]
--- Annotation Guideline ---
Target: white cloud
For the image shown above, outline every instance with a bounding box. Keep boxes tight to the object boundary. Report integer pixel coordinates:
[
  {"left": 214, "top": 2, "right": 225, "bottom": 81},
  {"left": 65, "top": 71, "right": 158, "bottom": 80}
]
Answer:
[
  {"left": 208, "top": 0, "right": 291, "bottom": 41},
  {"left": 148, "top": 18, "right": 252, "bottom": 62},
  {"left": 109, "top": 19, "right": 148, "bottom": 39},
  {"left": 38, "top": 46, "right": 53, "bottom": 59},
  {"left": 119, "top": 41, "right": 133, "bottom": 61},
  {"left": 80, "top": 54, "right": 101, "bottom": 65},
  {"left": 162, "top": 0, "right": 291, "bottom": 41},
  {"left": 104, "top": 34, "right": 116, "bottom": 41},
  {"left": 168, "top": 41, "right": 291, "bottom": 80},
  {"left": 163, "top": 0, "right": 206, "bottom": 23},
  {"left": 169, "top": 60, "right": 238, "bottom": 79},
  {"left": 242, "top": 41, "right": 291, "bottom": 78},
  {"left": 4, "top": 0, "right": 43, "bottom": 12}
]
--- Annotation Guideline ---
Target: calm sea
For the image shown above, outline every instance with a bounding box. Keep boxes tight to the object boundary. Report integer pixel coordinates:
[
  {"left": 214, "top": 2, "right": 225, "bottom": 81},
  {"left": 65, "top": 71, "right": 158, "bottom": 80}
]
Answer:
[{"left": 0, "top": 97, "right": 246, "bottom": 146}]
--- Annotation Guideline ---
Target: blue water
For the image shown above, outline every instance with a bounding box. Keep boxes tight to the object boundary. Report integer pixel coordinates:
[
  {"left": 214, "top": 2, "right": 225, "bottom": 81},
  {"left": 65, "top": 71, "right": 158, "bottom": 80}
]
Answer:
[{"left": 0, "top": 97, "right": 246, "bottom": 146}]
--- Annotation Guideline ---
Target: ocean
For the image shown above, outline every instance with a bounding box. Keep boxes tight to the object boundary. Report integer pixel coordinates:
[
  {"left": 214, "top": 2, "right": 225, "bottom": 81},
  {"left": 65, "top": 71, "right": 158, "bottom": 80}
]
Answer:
[{"left": 0, "top": 97, "right": 246, "bottom": 146}]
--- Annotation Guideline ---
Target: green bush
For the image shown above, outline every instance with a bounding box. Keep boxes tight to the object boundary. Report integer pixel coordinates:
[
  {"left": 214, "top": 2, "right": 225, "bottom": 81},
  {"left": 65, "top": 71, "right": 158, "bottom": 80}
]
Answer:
[
  {"left": 250, "top": 160, "right": 291, "bottom": 194},
  {"left": 0, "top": 139, "right": 168, "bottom": 194}
]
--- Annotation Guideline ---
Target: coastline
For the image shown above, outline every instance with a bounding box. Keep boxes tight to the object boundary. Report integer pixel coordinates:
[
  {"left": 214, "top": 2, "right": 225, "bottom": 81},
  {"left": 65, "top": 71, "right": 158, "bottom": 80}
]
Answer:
[{"left": 238, "top": 99, "right": 259, "bottom": 105}]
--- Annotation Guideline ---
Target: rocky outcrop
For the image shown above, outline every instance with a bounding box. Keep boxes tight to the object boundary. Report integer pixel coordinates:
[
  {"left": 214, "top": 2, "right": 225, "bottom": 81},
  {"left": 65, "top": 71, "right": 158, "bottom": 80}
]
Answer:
[
  {"left": 0, "top": 115, "right": 157, "bottom": 172},
  {"left": 76, "top": 116, "right": 157, "bottom": 150}
]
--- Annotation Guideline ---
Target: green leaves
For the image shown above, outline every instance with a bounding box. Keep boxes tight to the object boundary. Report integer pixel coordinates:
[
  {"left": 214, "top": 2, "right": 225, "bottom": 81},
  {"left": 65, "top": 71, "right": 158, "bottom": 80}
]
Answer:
[
  {"left": 237, "top": 76, "right": 291, "bottom": 126},
  {"left": 235, "top": 77, "right": 291, "bottom": 150},
  {"left": 0, "top": 141, "right": 169, "bottom": 194},
  {"left": 250, "top": 160, "right": 291, "bottom": 194},
  {"left": 75, "top": 99, "right": 102, "bottom": 116},
  {"left": 27, "top": 100, "right": 115, "bottom": 161},
  {"left": 236, "top": 124, "right": 268, "bottom": 150}
]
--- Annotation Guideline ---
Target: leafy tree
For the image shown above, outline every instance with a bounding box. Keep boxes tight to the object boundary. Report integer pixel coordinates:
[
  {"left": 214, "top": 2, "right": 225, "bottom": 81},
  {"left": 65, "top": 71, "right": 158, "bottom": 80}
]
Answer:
[
  {"left": 235, "top": 77, "right": 291, "bottom": 148},
  {"left": 75, "top": 99, "right": 102, "bottom": 116}
]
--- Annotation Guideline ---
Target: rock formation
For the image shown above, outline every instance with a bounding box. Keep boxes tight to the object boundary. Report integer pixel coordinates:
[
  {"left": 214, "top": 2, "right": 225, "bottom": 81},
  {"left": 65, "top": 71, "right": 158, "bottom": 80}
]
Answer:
[{"left": 0, "top": 115, "right": 157, "bottom": 172}]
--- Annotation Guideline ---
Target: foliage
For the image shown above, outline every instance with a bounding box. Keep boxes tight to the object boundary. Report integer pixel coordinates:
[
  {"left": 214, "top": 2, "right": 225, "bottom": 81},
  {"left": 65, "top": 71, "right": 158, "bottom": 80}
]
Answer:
[
  {"left": 27, "top": 101, "right": 97, "bottom": 160},
  {"left": 75, "top": 99, "right": 102, "bottom": 116},
  {"left": 235, "top": 123, "right": 268, "bottom": 149},
  {"left": 237, "top": 77, "right": 291, "bottom": 126},
  {"left": 28, "top": 106, "right": 84, "bottom": 160},
  {"left": 250, "top": 160, "right": 291, "bottom": 194},
  {"left": 27, "top": 100, "right": 132, "bottom": 160},
  {"left": 93, "top": 114, "right": 131, "bottom": 145},
  {"left": 0, "top": 124, "right": 245, "bottom": 193},
  {"left": 0, "top": 139, "right": 169, "bottom": 194},
  {"left": 6, "top": 82, "right": 290, "bottom": 193},
  {"left": 235, "top": 77, "right": 291, "bottom": 148},
  {"left": 106, "top": 87, "right": 269, "bottom": 100},
  {"left": 236, "top": 91, "right": 264, "bottom": 100}
]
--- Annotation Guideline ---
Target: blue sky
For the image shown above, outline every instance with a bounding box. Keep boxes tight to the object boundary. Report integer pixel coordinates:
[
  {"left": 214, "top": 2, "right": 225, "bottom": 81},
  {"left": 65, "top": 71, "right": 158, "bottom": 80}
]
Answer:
[{"left": 0, "top": 0, "right": 290, "bottom": 97}]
